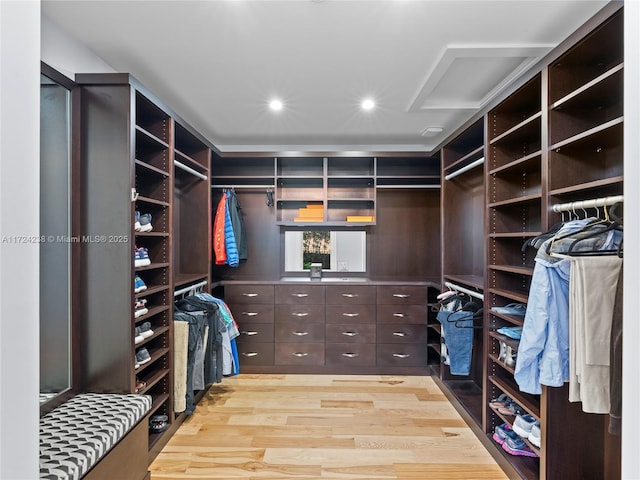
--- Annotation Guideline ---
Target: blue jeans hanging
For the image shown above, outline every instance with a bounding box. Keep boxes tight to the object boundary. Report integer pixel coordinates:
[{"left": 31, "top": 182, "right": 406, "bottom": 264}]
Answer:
[{"left": 437, "top": 309, "right": 474, "bottom": 375}]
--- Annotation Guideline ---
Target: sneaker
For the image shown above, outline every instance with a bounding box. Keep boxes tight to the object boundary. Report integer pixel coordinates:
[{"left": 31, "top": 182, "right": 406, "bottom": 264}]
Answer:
[
  {"left": 139, "top": 213, "right": 153, "bottom": 232},
  {"left": 513, "top": 414, "right": 537, "bottom": 439},
  {"left": 502, "top": 429, "right": 538, "bottom": 457},
  {"left": 492, "top": 422, "right": 513, "bottom": 445},
  {"left": 134, "top": 247, "right": 151, "bottom": 267},
  {"left": 134, "top": 299, "right": 148, "bottom": 318},
  {"left": 134, "top": 326, "right": 144, "bottom": 344},
  {"left": 134, "top": 355, "right": 140, "bottom": 369},
  {"left": 149, "top": 414, "right": 169, "bottom": 433},
  {"left": 135, "top": 347, "right": 151, "bottom": 366},
  {"left": 138, "top": 321, "right": 154, "bottom": 339},
  {"left": 134, "top": 275, "right": 147, "bottom": 293},
  {"left": 134, "top": 211, "right": 141, "bottom": 231},
  {"left": 529, "top": 422, "right": 541, "bottom": 448}
]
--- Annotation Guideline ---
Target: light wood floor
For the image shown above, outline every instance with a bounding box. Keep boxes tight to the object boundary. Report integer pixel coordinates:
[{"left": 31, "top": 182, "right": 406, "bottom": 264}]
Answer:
[{"left": 149, "top": 374, "right": 509, "bottom": 479}]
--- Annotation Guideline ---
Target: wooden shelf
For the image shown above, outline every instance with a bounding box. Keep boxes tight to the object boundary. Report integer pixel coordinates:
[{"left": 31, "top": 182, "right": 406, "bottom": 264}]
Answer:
[
  {"left": 548, "top": 116, "right": 623, "bottom": 152},
  {"left": 551, "top": 63, "right": 623, "bottom": 110},
  {"left": 488, "top": 265, "right": 534, "bottom": 276},
  {"left": 488, "top": 375, "right": 540, "bottom": 419},
  {"left": 490, "top": 111, "right": 542, "bottom": 145},
  {"left": 136, "top": 195, "right": 170, "bottom": 207},
  {"left": 135, "top": 159, "right": 170, "bottom": 177},
  {"left": 488, "top": 288, "right": 529, "bottom": 304}
]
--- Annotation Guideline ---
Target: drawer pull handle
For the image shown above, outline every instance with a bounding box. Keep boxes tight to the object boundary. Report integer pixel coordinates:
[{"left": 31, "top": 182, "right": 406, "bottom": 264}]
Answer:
[
  {"left": 342, "top": 293, "right": 358, "bottom": 298},
  {"left": 292, "top": 312, "right": 309, "bottom": 317},
  {"left": 292, "top": 352, "right": 309, "bottom": 357},
  {"left": 292, "top": 331, "right": 309, "bottom": 336},
  {"left": 393, "top": 294, "right": 410, "bottom": 298},
  {"left": 242, "top": 312, "right": 258, "bottom": 316},
  {"left": 393, "top": 313, "right": 406, "bottom": 318},
  {"left": 242, "top": 330, "right": 258, "bottom": 336},
  {"left": 292, "top": 293, "right": 309, "bottom": 298},
  {"left": 342, "top": 331, "right": 358, "bottom": 337},
  {"left": 393, "top": 331, "right": 408, "bottom": 337},
  {"left": 342, "top": 352, "right": 359, "bottom": 358},
  {"left": 242, "top": 352, "right": 258, "bottom": 357},
  {"left": 393, "top": 353, "right": 410, "bottom": 358},
  {"left": 242, "top": 293, "right": 259, "bottom": 297},
  {"left": 342, "top": 313, "right": 359, "bottom": 317}
]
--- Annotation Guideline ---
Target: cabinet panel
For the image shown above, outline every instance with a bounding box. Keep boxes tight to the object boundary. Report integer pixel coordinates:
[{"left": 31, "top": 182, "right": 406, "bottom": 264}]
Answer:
[
  {"left": 325, "top": 285, "right": 376, "bottom": 305},
  {"left": 275, "top": 343, "right": 325, "bottom": 366},
  {"left": 236, "top": 341, "right": 275, "bottom": 366},
  {"left": 325, "top": 305, "right": 376, "bottom": 324},
  {"left": 325, "top": 344, "right": 376, "bottom": 366},
  {"left": 376, "top": 344, "right": 429, "bottom": 367},
  {"left": 228, "top": 303, "right": 274, "bottom": 324},
  {"left": 376, "top": 285, "right": 428, "bottom": 305},
  {"left": 275, "top": 321, "right": 325, "bottom": 343},
  {"left": 325, "top": 324, "right": 376, "bottom": 344},
  {"left": 275, "top": 304, "right": 325, "bottom": 324},
  {"left": 236, "top": 322, "right": 274, "bottom": 342},
  {"left": 376, "top": 305, "right": 428, "bottom": 325},
  {"left": 225, "top": 284, "right": 274, "bottom": 304},
  {"left": 377, "top": 324, "right": 429, "bottom": 344},
  {"left": 275, "top": 285, "right": 325, "bottom": 304}
]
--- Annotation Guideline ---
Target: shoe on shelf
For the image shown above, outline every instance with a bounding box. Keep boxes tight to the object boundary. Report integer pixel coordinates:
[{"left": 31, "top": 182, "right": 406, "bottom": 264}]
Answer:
[
  {"left": 138, "top": 321, "right": 154, "bottom": 339},
  {"left": 134, "top": 275, "right": 147, "bottom": 293},
  {"left": 134, "top": 211, "right": 141, "bottom": 231},
  {"left": 134, "top": 326, "right": 144, "bottom": 344},
  {"left": 490, "top": 303, "right": 526, "bottom": 316},
  {"left": 497, "top": 326, "right": 523, "bottom": 340},
  {"left": 498, "top": 341, "right": 507, "bottom": 362},
  {"left": 149, "top": 414, "right": 169, "bottom": 433},
  {"left": 139, "top": 213, "right": 153, "bottom": 232},
  {"left": 529, "top": 423, "right": 541, "bottom": 448},
  {"left": 489, "top": 393, "right": 511, "bottom": 409},
  {"left": 135, "top": 376, "right": 146, "bottom": 393},
  {"left": 505, "top": 346, "right": 517, "bottom": 368},
  {"left": 513, "top": 414, "right": 537, "bottom": 439},
  {"left": 134, "top": 355, "right": 140, "bottom": 369},
  {"left": 134, "top": 299, "right": 148, "bottom": 318},
  {"left": 135, "top": 347, "right": 151, "bottom": 366},
  {"left": 492, "top": 423, "right": 513, "bottom": 445},
  {"left": 134, "top": 247, "right": 151, "bottom": 267},
  {"left": 497, "top": 399, "right": 523, "bottom": 416},
  {"left": 501, "top": 429, "right": 539, "bottom": 458}
]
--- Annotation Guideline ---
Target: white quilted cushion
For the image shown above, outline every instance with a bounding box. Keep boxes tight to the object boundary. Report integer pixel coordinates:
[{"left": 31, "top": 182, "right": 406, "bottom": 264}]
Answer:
[{"left": 39, "top": 393, "right": 152, "bottom": 480}]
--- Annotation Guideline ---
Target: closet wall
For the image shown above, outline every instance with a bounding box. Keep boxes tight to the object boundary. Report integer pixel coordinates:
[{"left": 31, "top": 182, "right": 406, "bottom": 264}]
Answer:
[{"left": 78, "top": 73, "right": 212, "bottom": 460}]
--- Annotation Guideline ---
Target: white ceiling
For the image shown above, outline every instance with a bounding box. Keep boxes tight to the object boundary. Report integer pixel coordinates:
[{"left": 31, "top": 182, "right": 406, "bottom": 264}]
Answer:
[{"left": 42, "top": 0, "right": 610, "bottom": 154}]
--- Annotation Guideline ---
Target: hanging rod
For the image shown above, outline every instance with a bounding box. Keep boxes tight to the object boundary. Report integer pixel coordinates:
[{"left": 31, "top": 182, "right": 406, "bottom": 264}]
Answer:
[
  {"left": 551, "top": 195, "right": 623, "bottom": 213},
  {"left": 444, "top": 281, "right": 484, "bottom": 301},
  {"left": 211, "top": 184, "right": 275, "bottom": 189},
  {"left": 174, "top": 160, "right": 208, "bottom": 181},
  {"left": 174, "top": 280, "right": 208, "bottom": 298},
  {"left": 444, "top": 157, "right": 485, "bottom": 181}
]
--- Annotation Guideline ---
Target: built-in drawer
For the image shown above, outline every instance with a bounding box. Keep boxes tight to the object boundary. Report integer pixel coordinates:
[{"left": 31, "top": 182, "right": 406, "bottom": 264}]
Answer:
[
  {"left": 376, "top": 343, "right": 429, "bottom": 367},
  {"left": 225, "top": 284, "right": 274, "bottom": 304},
  {"left": 376, "top": 285, "right": 428, "bottom": 305},
  {"left": 325, "top": 305, "right": 375, "bottom": 324},
  {"left": 325, "top": 344, "right": 376, "bottom": 366},
  {"left": 236, "top": 321, "right": 274, "bottom": 342},
  {"left": 325, "top": 285, "right": 376, "bottom": 305},
  {"left": 275, "top": 304, "right": 325, "bottom": 323},
  {"left": 275, "top": 285, "right": 325, "bottom": 305},
  {"left": 376, "top": 305, "right": 429, "bottom": 324},
  {"left": 275, "top": 343, "right": 325, "bottom": 365},
  {"left": 275, "top": 321, "right": 325, "bottom": 343},
  {"left": 228, "top": 303, "right": 274, "bottom": 323},
  {"left": 236, "top": 341, "right": 275, "bottom": 365},
  {"left": 377, "top": 324, "right": 429, "bottom": 344},
  {"left": 325, "top": 323, "right": 375, "bottom": 344}
]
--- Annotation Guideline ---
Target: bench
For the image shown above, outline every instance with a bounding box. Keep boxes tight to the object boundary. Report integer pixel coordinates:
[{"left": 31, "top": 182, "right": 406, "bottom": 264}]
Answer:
[{"left": 39, "top": 393, "right": 152, "bottom": 480}]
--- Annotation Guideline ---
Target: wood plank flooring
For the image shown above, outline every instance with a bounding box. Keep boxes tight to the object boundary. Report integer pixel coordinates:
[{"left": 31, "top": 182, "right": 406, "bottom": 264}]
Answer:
[{"left": 149, "top": 374, "right": 509, "bottom": 479}]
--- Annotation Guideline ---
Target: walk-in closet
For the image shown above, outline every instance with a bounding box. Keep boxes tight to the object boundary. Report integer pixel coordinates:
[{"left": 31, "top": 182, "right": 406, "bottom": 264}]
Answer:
[{"left": 2, "top": 1, "right": 637, "bottom": 479}]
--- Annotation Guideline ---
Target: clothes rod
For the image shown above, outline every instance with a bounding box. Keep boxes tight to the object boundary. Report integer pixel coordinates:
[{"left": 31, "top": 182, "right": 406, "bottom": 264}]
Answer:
[
  {"left": 444, "top": 281, "right": 484, "bottom": 301},
  {"left": 551, "top": 195, "right": 623, "bottom": 213},
  {"left": 211, "top": 185, "right": 275, "bottom": 189},
  {"left": 444, "top": 157, "right": 485, "bottom": 181},
  {"left": 174, "top": 160, "right": 208, "bottom": 181},
  {"left": 174, "top": 280, "right": 208, "bottom": 298}
]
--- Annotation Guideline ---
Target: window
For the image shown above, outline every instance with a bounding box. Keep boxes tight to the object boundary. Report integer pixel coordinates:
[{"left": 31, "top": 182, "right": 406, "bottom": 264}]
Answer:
[{"left": 284, "top": 230, "right": 366, "bottom": 272}]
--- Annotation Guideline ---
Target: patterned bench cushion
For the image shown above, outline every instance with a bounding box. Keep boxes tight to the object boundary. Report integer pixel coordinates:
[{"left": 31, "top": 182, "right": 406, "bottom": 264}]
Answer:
[{"left": 39, "top": 393, "right": 152, "bottom": 480}]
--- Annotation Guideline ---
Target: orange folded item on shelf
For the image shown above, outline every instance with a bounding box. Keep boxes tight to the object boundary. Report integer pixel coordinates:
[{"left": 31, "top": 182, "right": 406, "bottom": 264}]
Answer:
[{"left": 346, "top": 215, "right": 374, "bottom": 222}]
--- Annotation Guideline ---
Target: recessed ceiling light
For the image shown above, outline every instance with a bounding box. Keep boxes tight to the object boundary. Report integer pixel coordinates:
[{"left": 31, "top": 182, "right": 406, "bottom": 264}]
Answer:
[
  {"left": 269, "top": 99, "right": 283, "bottom": 111},
  {"left": 421, "top": 126, "right": 444, "bottom": 137},
  {"left": 361, "top": 98, "right": 375, "bottom": 111}
]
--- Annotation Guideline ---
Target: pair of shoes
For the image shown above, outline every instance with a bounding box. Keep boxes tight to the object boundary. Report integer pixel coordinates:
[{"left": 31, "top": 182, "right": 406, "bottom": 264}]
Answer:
[
  {"left": 134, "top": 275, "right": 147, "bottom": 293},
  {"left": 497, "top": 341, "right": 517, "bottom": 368},
  {"left": 149, "top": 414, "right": 169, "bottom": 433},
  {"left": 134, "top": 211, "right": 153, "bottom": 232},
  {"left": 490, "top": 395, "right": 523, "bottom": 416},
  {"left": 134, "top": 321, "right": 154, "bottom": 344},
  {"left": 493, "top": 422, "right": 512, "bottom": 445},
  {"left": 134, "top": 299, "right": 148, "bottom": 318},
  {"left": 513, "top": 414, "right": 540, "bottom": 445},
  {"left": 134, "top": 247, "right": 151, "bottom": 267},
  {"left": 501, "top": 427, "right": 538, "bottom": 457},
  {"left": 497, "top": 326, "right": 523, "bottom": 340},
  {"left": 135, "top": 347, "right": 151, "bottom": 367},
  {"left": 135, "top": 376, "right": 146, "bottom": 393},
  {"left": 489, "top": 393, "right": 511, "bottom": 409},
  {"left": 491, "top": 303, "right": 526, "bottom": 316}
]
